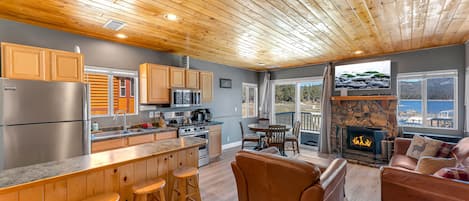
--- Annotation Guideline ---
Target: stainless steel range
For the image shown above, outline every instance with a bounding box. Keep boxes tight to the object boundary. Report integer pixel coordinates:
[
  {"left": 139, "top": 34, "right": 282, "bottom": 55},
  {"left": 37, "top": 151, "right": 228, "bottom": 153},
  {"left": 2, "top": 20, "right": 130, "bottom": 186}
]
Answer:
[{"left": 177, "top": 124, "right": 210, "bottom": 167}]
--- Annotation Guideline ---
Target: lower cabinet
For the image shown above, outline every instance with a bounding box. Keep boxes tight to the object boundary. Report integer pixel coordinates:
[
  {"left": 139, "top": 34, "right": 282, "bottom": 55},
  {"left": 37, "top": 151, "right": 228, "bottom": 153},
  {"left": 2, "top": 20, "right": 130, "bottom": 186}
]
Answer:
[
  {"left": 0, "top": 147, "right": 199, "bottom": 201},
  {"left": 91, "top": 131, "right": 177, "bottom": 153},
  {"left": 208, "top": 125, "right": 222, "bottom": 159}
]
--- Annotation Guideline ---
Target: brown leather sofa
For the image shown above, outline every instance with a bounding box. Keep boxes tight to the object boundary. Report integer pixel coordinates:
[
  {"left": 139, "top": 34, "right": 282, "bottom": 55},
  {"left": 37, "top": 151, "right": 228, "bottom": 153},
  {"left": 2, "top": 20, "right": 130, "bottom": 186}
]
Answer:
[
  {"left": 231, "top": 150, "right": 347, "bottom": 201},
  {"left": 381, "top": 137, "right": 469, "bottom": 201}
]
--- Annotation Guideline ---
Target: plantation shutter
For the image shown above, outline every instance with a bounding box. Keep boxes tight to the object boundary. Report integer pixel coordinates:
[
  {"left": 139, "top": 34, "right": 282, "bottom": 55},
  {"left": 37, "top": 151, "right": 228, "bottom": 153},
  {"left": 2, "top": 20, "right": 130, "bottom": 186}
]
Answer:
[{"left": 84, "top": 73, "right": 109, "bottom": 116}]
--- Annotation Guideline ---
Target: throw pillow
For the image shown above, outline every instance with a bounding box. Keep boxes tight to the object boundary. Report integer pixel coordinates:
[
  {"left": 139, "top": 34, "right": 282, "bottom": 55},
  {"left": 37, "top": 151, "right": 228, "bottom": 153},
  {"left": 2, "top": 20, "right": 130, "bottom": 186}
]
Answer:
[
  {"left": 406, "top": 135, "right": 427, "bottom": 159},
  {"left": 415, "top": 156, "right": 456, "bottom": 174},
  {"left": 435, "top": 142, "right": 455, "bottom": 158},
  {"left": 420, "top": 137, "right": 443, "bottom": 157},
  {"left": 434, "top": 167, "right": 469, "bottom": 181}
]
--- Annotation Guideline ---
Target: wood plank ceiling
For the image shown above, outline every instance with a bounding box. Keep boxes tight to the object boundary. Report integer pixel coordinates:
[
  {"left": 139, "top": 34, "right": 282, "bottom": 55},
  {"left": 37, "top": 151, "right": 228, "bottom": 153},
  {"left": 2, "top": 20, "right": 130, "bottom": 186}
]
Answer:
[{"left": 0, "top": 0, "right": 468, "bottom": 70}]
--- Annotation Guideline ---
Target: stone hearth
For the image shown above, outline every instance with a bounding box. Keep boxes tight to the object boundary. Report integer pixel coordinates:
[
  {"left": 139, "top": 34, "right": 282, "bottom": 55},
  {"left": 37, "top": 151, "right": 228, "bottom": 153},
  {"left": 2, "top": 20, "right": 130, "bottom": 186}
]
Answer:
[{"left": 331, "top": 97, "right": 397, "bottom": 155}]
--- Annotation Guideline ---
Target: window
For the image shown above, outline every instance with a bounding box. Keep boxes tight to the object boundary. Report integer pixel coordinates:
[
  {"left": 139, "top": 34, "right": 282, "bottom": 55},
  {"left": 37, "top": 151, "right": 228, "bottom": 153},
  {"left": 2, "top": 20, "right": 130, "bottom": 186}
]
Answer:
[
  {"left": 242, "top": 83, "right": 258, "bottom": 118},
  {"left": 397, "top": 70, "right": 457, "bottom": 129},
  {"left": 85, "top": 66, "right": 138, "bottom": 117}
]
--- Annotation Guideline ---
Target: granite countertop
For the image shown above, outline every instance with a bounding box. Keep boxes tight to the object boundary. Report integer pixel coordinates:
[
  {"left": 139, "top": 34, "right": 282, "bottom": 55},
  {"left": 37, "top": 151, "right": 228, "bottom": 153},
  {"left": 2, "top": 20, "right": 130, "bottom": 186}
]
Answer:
[
  {"left": 205, "top": 121, "right": 224, "bottom": 126},
  {"left": 91, "top": 127, "right": 178, "bottom": 141},
  {"left": 0, "top": 137, "right": 206, "bottom": 189}
]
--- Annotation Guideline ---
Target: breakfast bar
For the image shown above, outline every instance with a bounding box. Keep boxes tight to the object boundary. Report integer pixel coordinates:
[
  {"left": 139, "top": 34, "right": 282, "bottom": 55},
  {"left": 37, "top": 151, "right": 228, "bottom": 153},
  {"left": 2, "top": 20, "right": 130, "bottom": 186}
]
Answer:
[{"left": 0, "top": 137, "right": 206, "bottom": 201}]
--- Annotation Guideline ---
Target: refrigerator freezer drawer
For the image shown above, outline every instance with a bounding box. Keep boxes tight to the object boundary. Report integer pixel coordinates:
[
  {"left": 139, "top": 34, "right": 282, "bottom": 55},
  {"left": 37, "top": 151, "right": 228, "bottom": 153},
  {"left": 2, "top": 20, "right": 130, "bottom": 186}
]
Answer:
[
  {"left": 0, "top": 121, "right": 85, "bottom": 170},
  {"left": 0, "top": 79, "right": 85, "bottom": 125}
]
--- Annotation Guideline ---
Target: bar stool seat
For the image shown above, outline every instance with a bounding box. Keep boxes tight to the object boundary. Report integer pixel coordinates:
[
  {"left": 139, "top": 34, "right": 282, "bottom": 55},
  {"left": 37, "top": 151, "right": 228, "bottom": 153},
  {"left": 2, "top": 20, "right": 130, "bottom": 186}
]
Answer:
[
  {"left": 81, "top": 193, "right": 120, "bottom": 201},
  {"left": 171, "top": 166, "right": 201, "bottom": 201},
  {"left": 133, "top": 178, "right": 166, "bottom": 201}
]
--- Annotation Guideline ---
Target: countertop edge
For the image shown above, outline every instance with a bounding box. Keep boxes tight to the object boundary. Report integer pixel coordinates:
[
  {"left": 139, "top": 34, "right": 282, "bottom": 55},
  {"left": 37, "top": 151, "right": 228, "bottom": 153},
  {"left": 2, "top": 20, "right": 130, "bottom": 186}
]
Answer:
[{"left": 0, "top": 137, "right": 206, "bottom": 191}]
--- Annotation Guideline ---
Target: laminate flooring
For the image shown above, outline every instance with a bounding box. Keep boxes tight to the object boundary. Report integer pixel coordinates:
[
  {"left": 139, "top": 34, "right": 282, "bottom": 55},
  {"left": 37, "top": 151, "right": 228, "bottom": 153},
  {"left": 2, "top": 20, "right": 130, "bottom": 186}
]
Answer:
[{"left": 199, "top": 145, "right": 381, "bottom": 201}]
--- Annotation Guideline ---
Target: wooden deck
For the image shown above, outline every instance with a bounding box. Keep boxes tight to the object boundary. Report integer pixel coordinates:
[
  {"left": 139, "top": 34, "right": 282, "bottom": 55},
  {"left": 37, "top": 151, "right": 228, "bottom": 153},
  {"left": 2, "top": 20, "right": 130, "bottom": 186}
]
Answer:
[{"left": 199, "top": 145, "right": 381, "bottom": 201}]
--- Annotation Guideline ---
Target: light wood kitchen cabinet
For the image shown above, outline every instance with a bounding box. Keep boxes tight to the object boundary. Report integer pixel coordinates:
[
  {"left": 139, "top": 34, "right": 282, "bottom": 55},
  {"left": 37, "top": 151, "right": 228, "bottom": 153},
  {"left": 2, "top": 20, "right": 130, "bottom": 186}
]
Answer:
[
  {"left": 200, "top": 71, "right": 213, "bottom": 103},
  {"left": 50, "top": 50, "right": 83, "bottom": 82},
  {"left": 185, "top": 69, "right": 199, "bottom": 89},
  {"left": 1, "top": 42, "right": 48, "bottom": 81},
  {"left": 139, "top": 63, "right": 170, "bottom": 104},
  {"left": 1, "top": 42, "right": 84, "bottom": 82},
  {"left": 127, "top": 134, "right": 154, "bottom": 146},
  {"left": 209, "top": 125, "right": 222, "bottom": 159},
  {"left": 91, "top": 138, "right": 127, "bottom": 153},
  {"left": 155, "top": 131, "right": 178, "bottom": 141},
  {"left": 170, "top": 67, "right": 186, "bottom": 88}
]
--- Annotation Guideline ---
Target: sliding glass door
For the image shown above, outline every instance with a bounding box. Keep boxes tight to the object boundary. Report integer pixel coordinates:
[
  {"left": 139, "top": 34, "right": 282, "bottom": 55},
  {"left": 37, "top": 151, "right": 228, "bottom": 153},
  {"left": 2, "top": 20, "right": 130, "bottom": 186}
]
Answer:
[{"left": 272, "top": 78, "right": 322, "bottom": 131}]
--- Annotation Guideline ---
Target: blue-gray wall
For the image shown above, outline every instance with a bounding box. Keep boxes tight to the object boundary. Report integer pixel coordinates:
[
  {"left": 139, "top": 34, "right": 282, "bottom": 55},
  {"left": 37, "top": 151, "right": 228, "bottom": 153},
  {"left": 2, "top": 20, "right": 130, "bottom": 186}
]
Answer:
[
  {"left": 270, "top": 45, "right": 466, "bottom": 136},
  {"left": 0, "top": 19, "right": 258, "bottom": 145}
]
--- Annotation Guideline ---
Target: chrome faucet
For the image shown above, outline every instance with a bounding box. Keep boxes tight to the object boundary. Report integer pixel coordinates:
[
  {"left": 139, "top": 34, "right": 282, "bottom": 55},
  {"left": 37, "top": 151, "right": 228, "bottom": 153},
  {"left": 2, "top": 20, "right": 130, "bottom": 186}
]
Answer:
[{"left": 113, "top": 110, "right": 128, "bottom": 132}]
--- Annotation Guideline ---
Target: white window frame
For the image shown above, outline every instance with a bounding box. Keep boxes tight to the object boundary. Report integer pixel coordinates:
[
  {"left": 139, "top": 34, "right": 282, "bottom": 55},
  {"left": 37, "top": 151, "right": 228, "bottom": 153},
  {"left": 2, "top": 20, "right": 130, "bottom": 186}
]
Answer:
[
  {"left": 119, "top": 79, "right": 126, "bottom": 97},
  {"left": 270, "top": 76, "right": 323, "bottom": 123},
  {"left": 242, "top": 83, "right": 259, "bottom": 118},
  {"left": 397, "top": 69, "right": 458, "bottom": 130},
  {"left": 85, "top": 66, "right": 139, "bottom": 117}
]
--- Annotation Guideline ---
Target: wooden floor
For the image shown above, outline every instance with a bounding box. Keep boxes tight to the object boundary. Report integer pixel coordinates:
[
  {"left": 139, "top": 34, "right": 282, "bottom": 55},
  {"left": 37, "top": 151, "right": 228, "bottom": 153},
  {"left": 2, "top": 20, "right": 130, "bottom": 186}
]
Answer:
[{"left": 199, "top": 145, "right": 381, "bottom": 201}]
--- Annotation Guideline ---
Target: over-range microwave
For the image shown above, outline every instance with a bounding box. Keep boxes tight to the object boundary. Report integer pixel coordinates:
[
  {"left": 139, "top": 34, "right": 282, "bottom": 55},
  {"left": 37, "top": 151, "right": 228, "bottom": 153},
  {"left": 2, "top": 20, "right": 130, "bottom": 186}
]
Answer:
[{"left": 171, "top": 88, "right": 201, "bottom": 107}]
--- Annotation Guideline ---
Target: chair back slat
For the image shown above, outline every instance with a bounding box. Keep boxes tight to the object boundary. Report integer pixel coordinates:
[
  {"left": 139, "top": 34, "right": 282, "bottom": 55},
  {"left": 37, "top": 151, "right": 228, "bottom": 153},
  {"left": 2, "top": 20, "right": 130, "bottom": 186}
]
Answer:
[
  {"left": 239, "top": 121, "right": 245, "bottom": 138},
  {"left": 293, "top": 120, "right": 301, "bottom": 138}
]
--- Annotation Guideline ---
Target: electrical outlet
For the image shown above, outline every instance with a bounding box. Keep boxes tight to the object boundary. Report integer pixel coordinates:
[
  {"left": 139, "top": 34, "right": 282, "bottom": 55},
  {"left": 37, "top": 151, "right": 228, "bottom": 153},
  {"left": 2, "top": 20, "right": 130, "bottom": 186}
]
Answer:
[
  {"left": 227, "top": 136, "right": 230, "bottom": 142},
  {"left": 234, "top": 107, "right": 238, "bottom": 112},
  {"left": 149, "top": 111, "right": 154, "bottom": 118}
]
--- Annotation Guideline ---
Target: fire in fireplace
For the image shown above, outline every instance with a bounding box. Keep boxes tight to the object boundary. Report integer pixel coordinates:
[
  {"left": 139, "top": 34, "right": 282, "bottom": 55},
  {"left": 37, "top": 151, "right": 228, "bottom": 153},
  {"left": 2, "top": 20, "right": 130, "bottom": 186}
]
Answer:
[{"left": 347, "top": 126, "right": 386, "bottom": 154}]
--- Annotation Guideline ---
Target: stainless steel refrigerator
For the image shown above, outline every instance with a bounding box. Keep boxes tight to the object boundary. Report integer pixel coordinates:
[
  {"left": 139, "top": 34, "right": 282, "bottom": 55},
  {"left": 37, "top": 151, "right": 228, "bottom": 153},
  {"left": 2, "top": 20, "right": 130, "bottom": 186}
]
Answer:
[{"left": 0, "top": 79, "right": 90, "bottom": 170}]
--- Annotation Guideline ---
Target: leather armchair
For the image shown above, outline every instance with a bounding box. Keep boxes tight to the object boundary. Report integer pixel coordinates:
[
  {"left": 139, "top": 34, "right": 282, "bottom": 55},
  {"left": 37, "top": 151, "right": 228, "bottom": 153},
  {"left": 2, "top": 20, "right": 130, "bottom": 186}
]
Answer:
[
  {"left": 381, "top": 137, "right": 469, "bottom": 201},
  {"left": 231, "top": 150, "right": 347, "bottom": 201}
]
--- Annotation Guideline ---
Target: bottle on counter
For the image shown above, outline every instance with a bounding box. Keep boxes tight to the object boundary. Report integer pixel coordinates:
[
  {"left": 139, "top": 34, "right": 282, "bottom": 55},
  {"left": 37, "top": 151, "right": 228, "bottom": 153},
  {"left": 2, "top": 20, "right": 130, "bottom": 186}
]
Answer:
[{"left": 92, "top": 121, "right": 99, "bottom": 131}]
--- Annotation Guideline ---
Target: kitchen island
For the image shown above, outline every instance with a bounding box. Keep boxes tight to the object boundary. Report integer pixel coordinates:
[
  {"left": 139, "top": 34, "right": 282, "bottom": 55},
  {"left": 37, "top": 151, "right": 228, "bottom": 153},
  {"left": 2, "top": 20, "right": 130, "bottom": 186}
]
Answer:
[{"left": 0, "top": 137, "right": 206, "bottom": 201}]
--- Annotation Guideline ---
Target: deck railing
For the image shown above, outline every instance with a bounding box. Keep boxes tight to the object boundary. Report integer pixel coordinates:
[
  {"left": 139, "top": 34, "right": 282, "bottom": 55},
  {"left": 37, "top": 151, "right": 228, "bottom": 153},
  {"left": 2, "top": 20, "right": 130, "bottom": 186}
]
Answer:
[{"left": 275, "top": 112, "right": 321, "bottom": 133}]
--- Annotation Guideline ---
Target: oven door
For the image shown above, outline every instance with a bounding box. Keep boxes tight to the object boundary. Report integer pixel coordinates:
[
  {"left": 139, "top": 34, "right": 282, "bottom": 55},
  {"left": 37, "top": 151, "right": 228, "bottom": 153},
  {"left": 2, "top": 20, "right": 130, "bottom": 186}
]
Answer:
[{"left": 193, "top": 131, "right": 208, "bottom": 151}]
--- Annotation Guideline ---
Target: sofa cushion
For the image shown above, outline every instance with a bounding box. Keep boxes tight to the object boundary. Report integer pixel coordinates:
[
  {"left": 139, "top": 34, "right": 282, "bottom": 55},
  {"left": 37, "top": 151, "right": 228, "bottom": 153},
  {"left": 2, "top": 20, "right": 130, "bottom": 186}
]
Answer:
[
  {"left": 406, "top": 135, "right": 427, "bottom": 159},
  {"left": 415, "top": 156, "right": 456, "bottom": 174},
  {"left": 390, "top": 154, "right": 418, "bottom": 170},
  {"left": 434, "top": 167, "right": 469, "bottom": 182},
  {"left": 436, "top": 142, "right": 455, "bottom": 158},
  {"left": 420, "top": 137, "right": 443, "bottom": 157}
]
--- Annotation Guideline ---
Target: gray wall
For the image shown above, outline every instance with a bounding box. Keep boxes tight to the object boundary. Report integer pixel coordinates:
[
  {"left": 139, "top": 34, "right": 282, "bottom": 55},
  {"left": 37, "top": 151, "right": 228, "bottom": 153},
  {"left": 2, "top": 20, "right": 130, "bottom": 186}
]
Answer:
[
  {"left": 0, "top": 19, "right": 258, "bottom": 145},
  {"left": 270, "top": 45, "right": 466, "bottom": 136}
]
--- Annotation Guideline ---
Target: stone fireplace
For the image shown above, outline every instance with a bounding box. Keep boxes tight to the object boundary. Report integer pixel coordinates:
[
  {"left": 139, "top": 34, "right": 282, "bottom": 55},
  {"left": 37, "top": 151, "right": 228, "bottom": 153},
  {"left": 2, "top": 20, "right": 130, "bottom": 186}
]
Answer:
[{"left": 331, "top": 96, "right": 397, "bottom": 164}]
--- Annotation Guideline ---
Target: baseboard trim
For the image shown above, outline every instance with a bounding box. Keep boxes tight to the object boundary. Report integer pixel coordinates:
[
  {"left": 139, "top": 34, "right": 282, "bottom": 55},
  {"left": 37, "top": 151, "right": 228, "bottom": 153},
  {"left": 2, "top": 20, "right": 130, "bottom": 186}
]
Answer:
[{"left": 222, "top": 140, "right": 242, "bottom": 150}]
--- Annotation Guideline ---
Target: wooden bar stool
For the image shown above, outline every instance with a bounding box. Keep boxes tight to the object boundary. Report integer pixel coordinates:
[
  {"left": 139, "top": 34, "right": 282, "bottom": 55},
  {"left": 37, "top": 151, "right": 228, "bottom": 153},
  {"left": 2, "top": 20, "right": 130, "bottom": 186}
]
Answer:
[
  {"left": 81, "top": 193, "right": 120, "bottom": 201},
  {"left": 132, "top": 178, "right": 166, "bottom": 201},
  {"left": 170, "top": 166, "right": 201, "bottom": 201}
]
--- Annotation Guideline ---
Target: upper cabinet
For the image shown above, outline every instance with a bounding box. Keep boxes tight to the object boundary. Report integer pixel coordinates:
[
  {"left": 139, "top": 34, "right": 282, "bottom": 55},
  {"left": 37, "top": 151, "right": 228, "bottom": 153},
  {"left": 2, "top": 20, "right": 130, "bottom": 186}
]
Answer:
[
  {"left": 140, "top": 63, "right": 170, "bottom": 104},
  {"left": 1, "top": 42, "right": 83, "bottom": 82},
  {"left": 50, "top": 50, "right": 83, "bottom": 82},
  {"left": 1, "top": 43, "right": 48, "bottom": 81},
  {"left": 170, "top": 67, "right": 185, "bottom": 88},
  {"left": 200, "top": 71, "right": 213, "bottom": 103},
  {"left": 185, "top": 69, "right": 199, "bottom": 89}
]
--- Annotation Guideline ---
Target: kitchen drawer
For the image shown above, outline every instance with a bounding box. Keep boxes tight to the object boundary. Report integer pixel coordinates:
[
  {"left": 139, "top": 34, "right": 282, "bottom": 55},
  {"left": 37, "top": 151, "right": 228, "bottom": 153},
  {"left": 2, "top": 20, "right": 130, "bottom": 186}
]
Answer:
[
  {"left": 155, "top": 131, "right": 177, "bottom": 141},
  {"left": 91, "top": 138, "right": 126, "bottom": 153},
  {"left": 127, "top": 134, "right": 155, "bottom": 146}
]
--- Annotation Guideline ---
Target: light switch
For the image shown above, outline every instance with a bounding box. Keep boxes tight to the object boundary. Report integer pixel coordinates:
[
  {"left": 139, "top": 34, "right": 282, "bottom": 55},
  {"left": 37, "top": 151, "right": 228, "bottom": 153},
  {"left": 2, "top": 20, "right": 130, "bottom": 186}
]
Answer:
[{"left": 149, "top": 111, "right": 154, "bottom": 118}]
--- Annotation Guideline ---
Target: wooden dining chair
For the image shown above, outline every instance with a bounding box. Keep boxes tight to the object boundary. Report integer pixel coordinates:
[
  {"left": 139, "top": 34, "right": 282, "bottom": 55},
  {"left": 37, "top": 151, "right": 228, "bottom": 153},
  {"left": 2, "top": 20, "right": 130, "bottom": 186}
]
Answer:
[
  {"left": 239, "top": 121, "right": 260, "bottom": 149},
  {"left": 266, "top": 125, "right": 287, "bottom": 155},
  {"left": 286, "top": 120, "right": 301, "bottom": 154}
]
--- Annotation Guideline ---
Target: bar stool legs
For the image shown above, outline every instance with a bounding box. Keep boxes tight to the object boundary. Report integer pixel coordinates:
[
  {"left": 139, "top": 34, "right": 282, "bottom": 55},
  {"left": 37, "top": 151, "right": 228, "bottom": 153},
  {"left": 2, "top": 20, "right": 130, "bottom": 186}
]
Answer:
[{"left": 171, "top": 167, "right": 201, "bottom": 201}]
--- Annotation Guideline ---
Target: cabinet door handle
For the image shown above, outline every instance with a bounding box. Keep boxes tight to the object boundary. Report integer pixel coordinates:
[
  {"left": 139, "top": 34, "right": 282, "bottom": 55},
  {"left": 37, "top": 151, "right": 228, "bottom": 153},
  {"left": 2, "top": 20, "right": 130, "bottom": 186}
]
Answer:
[{"left": 123, "top": 176, "right": 127, "bottom": 182}]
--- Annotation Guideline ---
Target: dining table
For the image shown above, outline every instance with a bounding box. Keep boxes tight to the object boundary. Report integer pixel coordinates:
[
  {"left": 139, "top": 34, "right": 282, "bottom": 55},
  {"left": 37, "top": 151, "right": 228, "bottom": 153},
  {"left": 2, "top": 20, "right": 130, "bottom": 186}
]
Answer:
[
  {"left": 247, "top": 123, "right": 292, "bottom": 132},
  {"left": 247, "top": 123, "right": 291, "bottom": 154}
]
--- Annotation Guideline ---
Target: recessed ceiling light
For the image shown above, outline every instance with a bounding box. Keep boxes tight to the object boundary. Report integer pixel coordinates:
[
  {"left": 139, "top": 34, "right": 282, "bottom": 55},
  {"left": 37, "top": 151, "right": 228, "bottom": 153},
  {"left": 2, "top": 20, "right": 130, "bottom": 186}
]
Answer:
[
  {"left": 354, "top": 50, "right": 364, "bottom": 55},
  {"left": 257, "top": 62, "right": 265, "bottom": 66},
  {"left": 164, "top": 13, "right": 178, "bottom": 21},
  {"left": 115, "top": 33, "right": 127, "bottom": 39}
]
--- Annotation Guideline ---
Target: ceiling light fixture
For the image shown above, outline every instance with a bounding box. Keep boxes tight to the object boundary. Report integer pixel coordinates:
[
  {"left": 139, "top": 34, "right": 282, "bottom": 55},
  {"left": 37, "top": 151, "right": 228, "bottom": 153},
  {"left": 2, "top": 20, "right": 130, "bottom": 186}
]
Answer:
[
  {"left": 257, "top": 62, "right": 265, "bottom": 66},
  {"left": 354, "top": 50, "right": 364, "bottom": 55},
  {"left": 164, "top": 13, "right": 178, "bottom": 21},
  {"left": 115, "top": 33, "right": 128, "bottom": 39}
]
